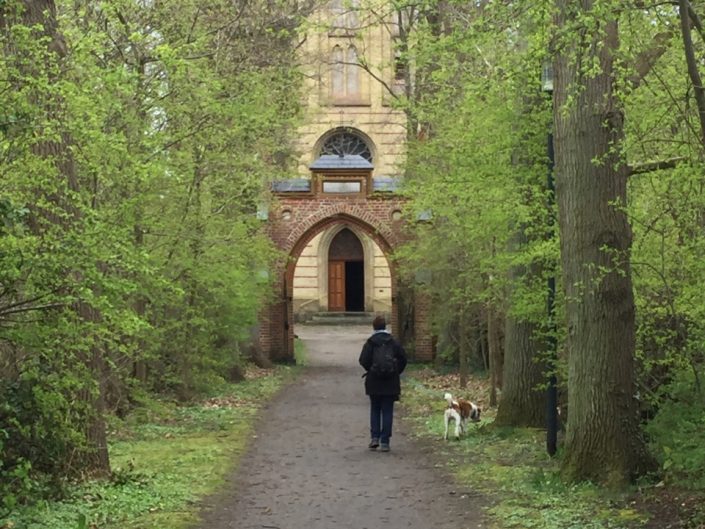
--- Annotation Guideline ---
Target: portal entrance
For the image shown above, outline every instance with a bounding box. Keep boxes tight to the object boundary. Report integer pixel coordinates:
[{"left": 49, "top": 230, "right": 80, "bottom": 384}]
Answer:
[
  {"left": 328, "top": 228, "right": 364, "bottom": 312},
  {"left": 265, "top": 157, "right": 434, "bottom": 362}
]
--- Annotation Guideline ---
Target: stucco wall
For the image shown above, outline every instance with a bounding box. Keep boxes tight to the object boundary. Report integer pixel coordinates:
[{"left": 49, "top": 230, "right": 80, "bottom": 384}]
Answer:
[{"left": 295, "top": 3, "right": 407, "bottom": 176}]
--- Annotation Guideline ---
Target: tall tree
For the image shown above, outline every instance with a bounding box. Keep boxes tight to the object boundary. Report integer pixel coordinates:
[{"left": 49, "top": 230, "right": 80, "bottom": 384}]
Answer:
[
  {"left": 1, "top": 0, "right": 110, "bottom": 475},
  {"left": 1, "top": 0, "right": 305, "bottom": 493},
  {"left": 495, "top": 228, "right": 548, "bottom": 427},
  {"left": 553, "top": 0, "right": 652, "bottom": 484}
]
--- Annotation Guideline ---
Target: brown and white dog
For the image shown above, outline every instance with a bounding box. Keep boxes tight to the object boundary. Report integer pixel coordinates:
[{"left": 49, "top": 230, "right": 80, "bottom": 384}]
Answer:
[{"left": 444, "top": 392, "right": 481, "bottom": 440}]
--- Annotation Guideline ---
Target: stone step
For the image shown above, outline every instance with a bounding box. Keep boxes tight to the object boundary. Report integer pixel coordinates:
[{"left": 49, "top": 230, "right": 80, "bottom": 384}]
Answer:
[
  {"left": 306, "top": 312, "right": 375, "bottom": 325},
  {"left": 311, "top": 311, "right": 375, "bottom": 318}
]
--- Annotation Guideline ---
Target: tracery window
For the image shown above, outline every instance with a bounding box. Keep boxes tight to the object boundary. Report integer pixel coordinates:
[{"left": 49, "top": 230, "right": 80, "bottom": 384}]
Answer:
[{"left": 320, "top": 130, "right": 372, "bottom": 162}]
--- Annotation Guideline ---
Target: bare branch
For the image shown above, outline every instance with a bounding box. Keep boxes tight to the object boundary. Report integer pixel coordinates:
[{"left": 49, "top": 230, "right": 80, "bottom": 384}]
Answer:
[
  {"left": 334, "top": 60, "right": 400, "bottom": 100},
  {"left": 686, "top": 0, "right": 705, "bottom": 43},
  {"left": 0, "top": 291, "right": 58, "bottom": 313}
]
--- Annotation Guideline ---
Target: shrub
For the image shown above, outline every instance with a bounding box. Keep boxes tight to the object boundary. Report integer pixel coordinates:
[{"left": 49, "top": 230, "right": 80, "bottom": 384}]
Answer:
[{"left": 645, "top": 367, "right": 705, "bottom": 489}]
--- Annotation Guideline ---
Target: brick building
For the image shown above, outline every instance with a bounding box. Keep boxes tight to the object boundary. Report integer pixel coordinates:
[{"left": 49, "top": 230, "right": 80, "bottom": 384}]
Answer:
[{"left": 259, "top": 2, "right": 433, "bottom": 362}]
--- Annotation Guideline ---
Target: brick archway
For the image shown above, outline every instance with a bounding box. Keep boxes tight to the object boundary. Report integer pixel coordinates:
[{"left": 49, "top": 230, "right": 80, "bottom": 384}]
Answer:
[
  {"left": 260, "top": 157, "right": 433, "bottom": 362},
  {"left": 284, "top": 214, "right": 398, "bottom": 356},
  {"left": 282, "top": 205, "right": 399, "bottom": 257}
]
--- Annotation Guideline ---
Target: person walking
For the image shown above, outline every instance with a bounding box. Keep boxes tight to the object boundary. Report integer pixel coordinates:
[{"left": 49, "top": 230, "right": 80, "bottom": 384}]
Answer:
[{"left": 359, "top": 315, "right": 408, "bottom": 452}]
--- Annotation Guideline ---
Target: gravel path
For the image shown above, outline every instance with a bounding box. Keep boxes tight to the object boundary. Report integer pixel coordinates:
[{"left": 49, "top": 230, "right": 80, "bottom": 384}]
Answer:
[{"left": 198, "top": 324, "right": 485, "bottom": 529}]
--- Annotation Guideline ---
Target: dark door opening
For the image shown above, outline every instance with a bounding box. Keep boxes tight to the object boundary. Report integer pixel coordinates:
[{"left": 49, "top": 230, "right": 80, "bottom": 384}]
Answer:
[
  {"left": 329, "top": 228, "right": 365, "bottom": 312},
  {"left": 345, "top": 260, "right": 364, "bottom": 312}
]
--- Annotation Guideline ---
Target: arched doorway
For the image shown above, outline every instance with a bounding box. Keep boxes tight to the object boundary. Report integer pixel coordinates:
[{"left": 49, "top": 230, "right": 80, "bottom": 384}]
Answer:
[
  {"left": 265, "top": 165, "right": 435, "bottom": 363},
  {"left": 328, "top": 228, "right": 364, "bottom": 312},
  {"left": 282, "top": 213, "right": 399, "bottom": 359}
]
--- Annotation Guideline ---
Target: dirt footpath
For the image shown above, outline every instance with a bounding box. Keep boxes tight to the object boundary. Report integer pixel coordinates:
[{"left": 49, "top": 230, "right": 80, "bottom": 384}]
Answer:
[{"left": 198, "top": 325, "right": 484, "bottom": 529}]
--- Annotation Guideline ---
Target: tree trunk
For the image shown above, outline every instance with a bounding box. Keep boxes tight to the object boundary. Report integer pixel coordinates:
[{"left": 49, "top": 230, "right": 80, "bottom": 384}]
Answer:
[
  {"left": 78, "top": 302, "right": 111, "bottom": 473},
  {"left": 495, "top": 314, "right": 546, "bottom": 427},
  {"left": 396, "top": 283, "right": 415, "bottom": 354},
  {"left": 180, "top": 153, "right": 206, "bottom": 396},
  {"left": 553, "top": 1, "right": 652, "bottom": 484},
  {"left": 458, "top": 308, "right": 469, "bottom": 388},
  {"left": 495, "top": 221, "right": 547, "bottom": 426},
  {"left": 2, "top": 0, "right": 111, "bottom": 476},
  {"left": 678, "top": 0, "right": 705, "bottom": 148},
  {"left": 478, "top": 311, "right": 488, "bottom": 372},
  {"left": 487, "top": 304, "right": 503, "bottom": 407}
]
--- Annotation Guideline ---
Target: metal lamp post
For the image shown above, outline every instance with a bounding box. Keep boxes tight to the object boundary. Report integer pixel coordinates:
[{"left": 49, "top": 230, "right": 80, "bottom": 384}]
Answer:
[{"left": 542, "top": 61, "right": 559, "bottom": 457}]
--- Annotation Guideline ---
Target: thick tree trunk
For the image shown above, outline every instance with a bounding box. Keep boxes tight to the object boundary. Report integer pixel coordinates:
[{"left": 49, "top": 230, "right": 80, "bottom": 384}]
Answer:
[
  {"left": 553, "top": 1, "right": 652, "bottom": 484},
  {"left": 78, "top": 302, "right": 111, "bottom": 473},
  {"left": 495, "top": 222, "right": 547, "bottom": 426},
  {"left": 495, "top": 315, "right": 545, "bottom": 427},
  {"left": 2, "top": 0, "right": 111, "bottom": 476}
]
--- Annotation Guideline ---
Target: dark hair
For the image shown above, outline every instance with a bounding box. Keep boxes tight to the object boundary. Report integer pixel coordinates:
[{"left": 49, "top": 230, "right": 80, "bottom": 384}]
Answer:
[{"left": 373, "top": 315, "right": 386, "bottom": 330}]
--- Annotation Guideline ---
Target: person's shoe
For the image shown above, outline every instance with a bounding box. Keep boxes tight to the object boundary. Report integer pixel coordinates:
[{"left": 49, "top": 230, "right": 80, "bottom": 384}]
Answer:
[
  {"left": 368, "top": 438, "right": 380, "bottom": 450},
  {"left": 379, "top": 443, "right": 390, "bottom": 452}
]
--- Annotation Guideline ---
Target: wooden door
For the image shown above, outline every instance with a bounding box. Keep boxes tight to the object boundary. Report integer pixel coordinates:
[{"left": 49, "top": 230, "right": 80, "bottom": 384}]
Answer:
[{"left": 328, "top": 260, "right": 345, "bottom": 311}]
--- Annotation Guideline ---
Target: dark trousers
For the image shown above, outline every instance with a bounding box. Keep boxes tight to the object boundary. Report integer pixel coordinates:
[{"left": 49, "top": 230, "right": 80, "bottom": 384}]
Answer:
[{"left": 369, "top": 395, "right": 395, "bottom": 444}]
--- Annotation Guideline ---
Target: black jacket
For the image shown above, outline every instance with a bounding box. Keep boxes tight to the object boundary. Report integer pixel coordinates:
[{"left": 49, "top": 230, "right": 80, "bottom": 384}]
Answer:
[{"left": 359, "top": 331, "right": 408, "bottom": 397}]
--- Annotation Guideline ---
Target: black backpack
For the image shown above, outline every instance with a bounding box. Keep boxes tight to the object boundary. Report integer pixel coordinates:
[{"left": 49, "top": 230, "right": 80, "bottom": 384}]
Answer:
[{"left": 370, "top": 336, "right": 397, "bottom": 378}]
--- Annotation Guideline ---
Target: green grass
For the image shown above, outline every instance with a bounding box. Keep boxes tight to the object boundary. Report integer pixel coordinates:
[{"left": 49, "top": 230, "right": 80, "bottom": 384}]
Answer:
[
  {"left": 1, "top": 364, "right": 300, "bottom": 529},
  {"left": 402, "top": 371, "right": 649, "bottom": 529},
  {"left": 294, "top": 336, "right": 308, "bottom": 366}
]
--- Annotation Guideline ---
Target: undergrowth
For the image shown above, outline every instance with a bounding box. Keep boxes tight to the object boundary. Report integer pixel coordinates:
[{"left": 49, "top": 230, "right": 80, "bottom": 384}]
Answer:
[
  {"left": 0, "top": 364, "right": 299, "bottom": 529},
  {"left": 403, "top": 367, "right": 656, "bottom": 529}
]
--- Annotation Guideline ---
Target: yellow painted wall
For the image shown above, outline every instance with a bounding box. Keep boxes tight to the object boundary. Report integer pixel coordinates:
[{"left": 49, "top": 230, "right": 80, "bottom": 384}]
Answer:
[
  {"left": 291, "top": 2, "right": 402, "bottom": 317},
  {"left": 295, "top": 1, "right": 407, "bottom": 176}
]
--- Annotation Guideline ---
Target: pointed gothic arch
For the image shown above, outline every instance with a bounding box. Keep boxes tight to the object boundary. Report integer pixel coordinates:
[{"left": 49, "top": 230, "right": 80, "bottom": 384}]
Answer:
[
  {"left": 263, "top": 162, "right": 433, "bottom": 364},
  {"left": 319, "top": 224, "right": 381, "bottom": 312}
]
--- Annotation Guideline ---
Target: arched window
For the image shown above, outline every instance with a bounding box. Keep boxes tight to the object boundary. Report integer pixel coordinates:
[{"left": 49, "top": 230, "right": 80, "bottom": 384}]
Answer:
[
  {"left": 331, "top": 46, "right": 344, "bottom": 95},
  {"left": 320, "top": 129, "right": 373, "bottom": 162},
  {"left": 346, "top": 46, "right": 359, "bottom": 96},
  {"left": 330, "top": 45, "right": 360, "bottom": 101}
]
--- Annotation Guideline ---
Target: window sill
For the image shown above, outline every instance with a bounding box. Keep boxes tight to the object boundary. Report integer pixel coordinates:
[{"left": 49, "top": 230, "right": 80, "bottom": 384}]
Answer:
[{"left": 330, "top": 98, "right": 371, "bottom": 107}]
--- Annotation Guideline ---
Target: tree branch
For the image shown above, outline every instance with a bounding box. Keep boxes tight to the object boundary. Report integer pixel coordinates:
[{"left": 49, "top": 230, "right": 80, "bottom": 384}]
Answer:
[
  {"left": 678, "top": 0, "right": 705, "bottom": 146},
  {"left": 335, "top": 60, "right": 400, "bottom": 101},
  {"left": 0, "top": 302, "right": 65, "bottom": 318},
  {"left": 628, "top": 156, "right": 686, "bottom": 175},
  {"left": 0, "top": 291, "right": 58, "bottom": 313},
  {"left": 686, "top": 0, "right": 705, "bottom": 44}
]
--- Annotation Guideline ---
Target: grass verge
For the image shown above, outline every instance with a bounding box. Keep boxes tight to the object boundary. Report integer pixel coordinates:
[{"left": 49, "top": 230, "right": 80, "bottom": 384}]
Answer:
[
  {"left": 1, "top": 363, "right": 300, "bottom": 529},
  {"left": 402, "top": 367, "right": 704, "bottom": 529}
]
